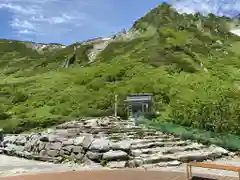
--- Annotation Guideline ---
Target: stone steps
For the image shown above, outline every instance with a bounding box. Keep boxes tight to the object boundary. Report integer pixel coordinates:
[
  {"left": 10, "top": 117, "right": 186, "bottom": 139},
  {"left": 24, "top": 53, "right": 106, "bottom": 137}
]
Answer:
[
  {"left": 109, "top": 129, "right": 160, "bottom": 138},
  {"left": 130, "top": 138, "right": 182, "bottom": 145},
  {"left": 0, "top": 117, "right": 232, "bottom": 169},
  {"left": 53, "top": 127, "right": 148, "bottom": 136},
  {"left": 94, "top": 127, "right": 139, "bottom": 131},
  {"left": 131, "top": 141, "right": 190, "bottom": 150},
  {"left": 139, "top": 154, "right": 177, "bottom": 164},
  {"left": 141, "top": 160, "right": 182, "bottom": 169},
  {"left": 131, "top": 147, "right": 227, "bottom": 166},
  {"left": 130, "top": 143, "right": 206, "bottom": 156},
  {"left": 56, "top": 119, "right": 135, "bottom": 130},
  {"left": 106, "top": 121, "right": 135, "bottom": 126},
  {"left": 174, "top": 149, "right": 225, "bottom": 162},
  {"left": 109, "top": 135, "right": 176, "bottom": 142},
  {"left": 108, "top": 130, "right": 164, "bottom": 136},
  {"left": 130, "top": 135, "right": 173, "bottom": 139}
]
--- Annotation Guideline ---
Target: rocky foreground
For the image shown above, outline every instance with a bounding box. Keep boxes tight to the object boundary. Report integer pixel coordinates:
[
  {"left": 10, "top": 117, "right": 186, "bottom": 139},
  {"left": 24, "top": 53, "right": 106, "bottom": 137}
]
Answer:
[{"left": 0, "top": 117, "right": 236, "bottom": 169}]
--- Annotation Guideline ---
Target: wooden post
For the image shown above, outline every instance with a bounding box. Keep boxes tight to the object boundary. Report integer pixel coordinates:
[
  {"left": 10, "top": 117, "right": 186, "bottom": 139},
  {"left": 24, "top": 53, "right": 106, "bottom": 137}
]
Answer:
[
  {"left": 186, "top": 164, "right": 192, "bottom": 180},
  {"left": 189, "top": 165, "right": 192, "bottom": 180},
  {"left": 74, "top": 46, "right": 77, "bottom": 62},
  {"left": 129, "top": 105, "right": 132, "bottom": 119},
  {"left": 114, "top": 94, "right": 118, "bottom": 117}
]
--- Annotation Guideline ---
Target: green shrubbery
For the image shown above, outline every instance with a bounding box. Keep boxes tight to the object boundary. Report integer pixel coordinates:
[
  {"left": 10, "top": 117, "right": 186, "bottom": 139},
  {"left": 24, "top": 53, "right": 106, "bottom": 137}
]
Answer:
[
  {"left": 166, "top": 82, "right": 240, "bottom": 135},
  {"left": 0, "top": 108, "right": 9, "bottom": 120},
  {"left": 0, "top": 3, "right": 240, "bottom": 135}
]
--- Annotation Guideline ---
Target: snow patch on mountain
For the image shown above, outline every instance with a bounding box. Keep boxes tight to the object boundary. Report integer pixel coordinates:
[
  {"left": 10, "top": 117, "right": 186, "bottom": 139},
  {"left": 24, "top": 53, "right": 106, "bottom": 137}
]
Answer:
[{"left": 230, "top": 28, "right": 240, "bottom": 36}]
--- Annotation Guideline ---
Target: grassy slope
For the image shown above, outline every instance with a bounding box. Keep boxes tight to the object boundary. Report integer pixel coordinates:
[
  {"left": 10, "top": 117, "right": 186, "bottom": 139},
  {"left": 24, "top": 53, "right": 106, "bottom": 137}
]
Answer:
[{"left": 0, "top": 3, "right": 240, "bottom": 135}]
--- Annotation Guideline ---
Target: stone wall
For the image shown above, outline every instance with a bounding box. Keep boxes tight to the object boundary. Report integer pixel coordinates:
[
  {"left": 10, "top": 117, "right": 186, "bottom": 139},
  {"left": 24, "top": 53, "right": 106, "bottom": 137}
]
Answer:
[{"left": 0, "top": 117, "right": 235, "bottom": 169}]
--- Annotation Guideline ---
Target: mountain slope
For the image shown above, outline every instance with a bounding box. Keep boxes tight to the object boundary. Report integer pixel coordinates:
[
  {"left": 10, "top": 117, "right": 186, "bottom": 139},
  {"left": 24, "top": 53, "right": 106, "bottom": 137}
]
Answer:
[{"left": 0, "top": 3, "right": 239, "bottom": 135}]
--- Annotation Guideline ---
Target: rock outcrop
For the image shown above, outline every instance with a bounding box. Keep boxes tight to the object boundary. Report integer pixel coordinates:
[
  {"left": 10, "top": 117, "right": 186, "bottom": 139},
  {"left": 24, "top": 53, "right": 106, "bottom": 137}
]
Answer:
[
  {"left": 85, "top": 29, "right": 138, "bottom": 62},
  {"left": 0, "top": 117, "right": 234, "bottom": 169},
  {"left": 24, "top": 42, "right": 65, "bottom": 52}
]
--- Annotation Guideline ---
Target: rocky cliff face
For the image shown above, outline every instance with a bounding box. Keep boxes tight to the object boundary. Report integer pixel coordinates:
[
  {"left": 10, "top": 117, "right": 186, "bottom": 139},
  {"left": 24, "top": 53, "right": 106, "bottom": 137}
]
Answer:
[
  {"left": 24, "top": 42, "right": 66, "bottom": 53},
  {"left": 0, "top": 117, "right": 235, "bottom": 169},
  {"left": 85, "top": 29, "right": 138, "bottom": 62}
]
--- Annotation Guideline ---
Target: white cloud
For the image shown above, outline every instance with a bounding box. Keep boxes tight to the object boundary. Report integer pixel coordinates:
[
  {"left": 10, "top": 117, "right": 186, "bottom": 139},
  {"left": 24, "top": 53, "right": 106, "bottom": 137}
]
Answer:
[
  {"left": 11, "top": 19, "right": 36, "bottom": 30},
  {"left": 18, "top": 29, "right": 34, "bottom": 34},
  {"left": 0, "top": 0, "right": 114, "bottom": 44},
  {"left": 48, "top": 16, "right": 69, "bottom": 24},
  {"left": 172, "top": 0, "right": 240, "bottom": 17},
  {"left": 2, "top": 0, "right": 239, "bottom": 44},
  {"left": 0, "top": 3, "right": 37, "bottom": 14},
  {"left": 171, "top": 0, "right": 240, "bottom": 36}
]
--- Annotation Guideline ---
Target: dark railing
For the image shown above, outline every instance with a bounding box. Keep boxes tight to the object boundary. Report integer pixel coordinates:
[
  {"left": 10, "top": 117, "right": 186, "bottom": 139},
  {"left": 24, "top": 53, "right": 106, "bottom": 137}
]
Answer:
[{"left": 136, "top": 117, "right": 240, "bottom": 151}]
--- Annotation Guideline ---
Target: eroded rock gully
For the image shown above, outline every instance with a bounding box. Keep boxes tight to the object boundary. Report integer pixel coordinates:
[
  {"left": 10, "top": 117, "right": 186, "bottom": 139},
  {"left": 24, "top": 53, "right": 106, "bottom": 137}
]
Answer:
[{"left": 0, "top": 117, "right": 236, "bottom": 169}]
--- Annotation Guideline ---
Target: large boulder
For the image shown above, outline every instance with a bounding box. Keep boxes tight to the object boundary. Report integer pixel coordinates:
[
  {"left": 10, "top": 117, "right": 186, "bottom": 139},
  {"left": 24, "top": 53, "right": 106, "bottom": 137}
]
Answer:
[
  {"left": 209, "top": 145, "right": 229, "bottom": 155},
  {"left": 74, "top": 135, "right": 93, "bottom": 149},
  {"left": 47, "top": 149, "right": 59, "bottom": 157},
  {"left": 62, "top": 138, "right": 74, "bottom": 146},
  {"left": 72, "top": 146, "right": 83, "bottom": 154},
  {"left": 102, "top": 150, "right": 129, "bottom": 161},
  {"left": 89, "top": 138, "right": 110, "bottom": 152},
  {"left": 2, "top": 135, "right": 17, "bottom": 145},
  {"left": 45, "top": 142, "right": 62, "bottom": 150},
  {"left": 84, "top": 119, "right": 98, "bottom": 128},
  {"left": 142, "top": 154, "right": 176, "bottom": 164},
  {"left": 62, "top": 145, "right": 74, "bottom": 153},
  {"left": 71, "top": 153, "right": 84, "bottom": 161},
  {"left": 43, "top": 135, "right": 66, "bottom": 142},
  {"left": 15, "top": 135, "right": 27, "bottom": 146},
  {"left": 39, "top": 141, "right": 46, "bottom": 151},
  {"left": 111, "top": 140, "right": 131, "bottom": 151},
  {"left": 4, "top": 144, "right": 25, "bottom": 153},
  {"left": 177, "top": 151, "right": 216, "bottom": 162},
  {"left": 86, "top": 151, "right": 103, "bottom": 161}
]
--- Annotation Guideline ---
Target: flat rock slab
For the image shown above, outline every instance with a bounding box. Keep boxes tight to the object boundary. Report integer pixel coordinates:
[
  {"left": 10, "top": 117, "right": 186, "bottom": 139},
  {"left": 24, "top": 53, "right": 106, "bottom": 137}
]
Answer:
[
  {"left": 103, "top": 150, "right": 129, "bottom": 161},
  {"left": 106, "top": 161, "right": 127, "bottom": 168}
]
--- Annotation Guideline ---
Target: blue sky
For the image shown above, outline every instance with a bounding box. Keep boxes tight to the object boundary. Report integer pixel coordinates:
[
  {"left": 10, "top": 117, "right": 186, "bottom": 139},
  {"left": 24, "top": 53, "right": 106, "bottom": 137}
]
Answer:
[{"left": 0, "top": 0, "right": 239, "bottom": 45}]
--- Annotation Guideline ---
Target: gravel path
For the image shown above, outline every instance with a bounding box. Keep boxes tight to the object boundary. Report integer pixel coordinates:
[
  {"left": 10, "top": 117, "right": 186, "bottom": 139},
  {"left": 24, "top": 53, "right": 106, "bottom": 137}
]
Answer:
[{"left": 0, "top": 155, "right": 107, "bottom": 177}]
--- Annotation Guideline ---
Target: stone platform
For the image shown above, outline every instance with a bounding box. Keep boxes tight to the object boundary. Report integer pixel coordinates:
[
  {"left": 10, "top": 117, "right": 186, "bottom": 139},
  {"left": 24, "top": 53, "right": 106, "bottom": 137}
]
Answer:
[{"left": 0, "top": 117, "right": 235, "bottom": 169}]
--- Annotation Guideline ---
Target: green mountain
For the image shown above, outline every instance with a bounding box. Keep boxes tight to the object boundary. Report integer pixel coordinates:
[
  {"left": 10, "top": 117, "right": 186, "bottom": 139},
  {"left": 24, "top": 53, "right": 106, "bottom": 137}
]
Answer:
[{"left": 0, "top": 3, "right": 240, "bottom": 135}]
